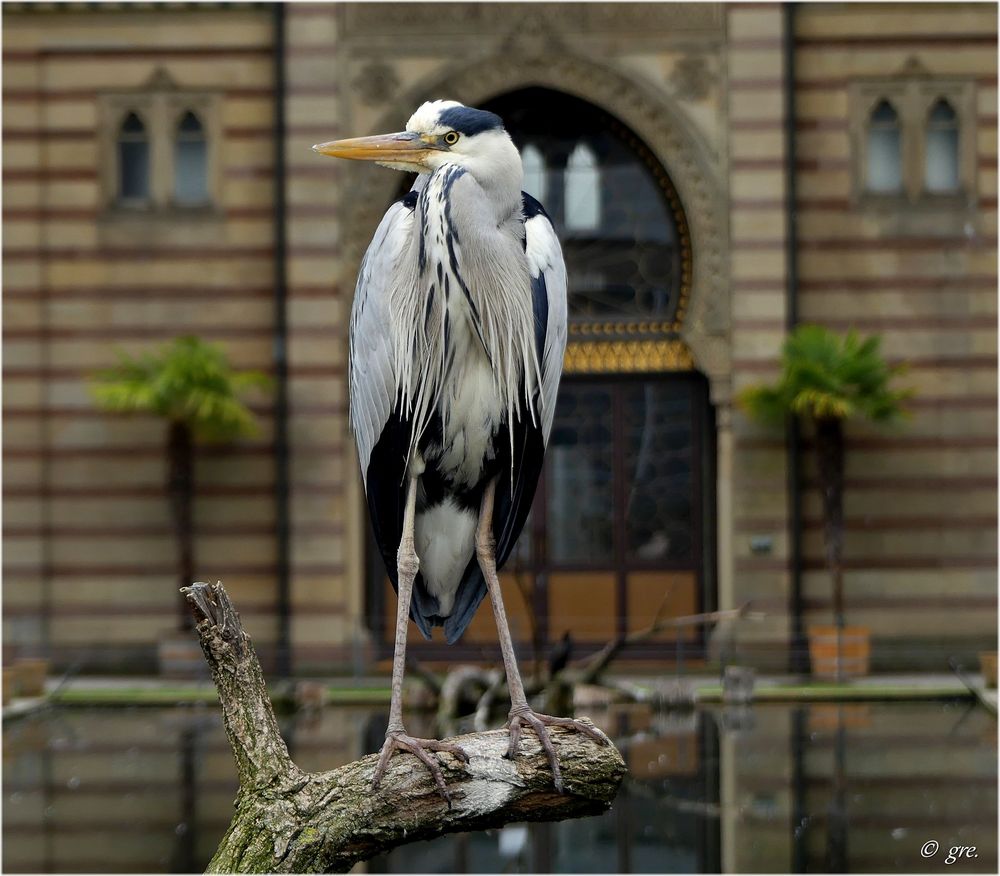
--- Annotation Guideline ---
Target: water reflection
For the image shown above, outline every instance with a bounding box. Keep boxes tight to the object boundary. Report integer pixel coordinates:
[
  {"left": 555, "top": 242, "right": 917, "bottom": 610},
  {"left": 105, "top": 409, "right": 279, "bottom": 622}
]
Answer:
[{"left": 3, "top": 700, "right": 996, "bottom": 873}]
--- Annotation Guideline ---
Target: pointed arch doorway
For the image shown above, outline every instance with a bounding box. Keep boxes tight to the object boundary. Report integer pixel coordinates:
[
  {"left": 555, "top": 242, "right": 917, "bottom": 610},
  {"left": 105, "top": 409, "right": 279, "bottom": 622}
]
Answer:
[{"left": 368, "top": 87, "right": 717, "bottom": 663}]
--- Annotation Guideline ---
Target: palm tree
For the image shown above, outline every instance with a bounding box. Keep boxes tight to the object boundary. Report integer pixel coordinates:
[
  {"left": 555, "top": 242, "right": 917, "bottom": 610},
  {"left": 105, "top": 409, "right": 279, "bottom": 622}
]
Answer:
[
  {"left": 738, "top": 326, "right": 911, "bottom": 663},
  {"left": 91, "top": 336, "right": 271, "bottom": 630}
]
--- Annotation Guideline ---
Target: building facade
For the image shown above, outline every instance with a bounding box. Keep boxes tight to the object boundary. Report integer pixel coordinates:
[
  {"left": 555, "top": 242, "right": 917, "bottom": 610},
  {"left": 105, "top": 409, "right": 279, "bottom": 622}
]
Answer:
[{"left": 3, "top": 2, "right": 997, "bottom": 675}]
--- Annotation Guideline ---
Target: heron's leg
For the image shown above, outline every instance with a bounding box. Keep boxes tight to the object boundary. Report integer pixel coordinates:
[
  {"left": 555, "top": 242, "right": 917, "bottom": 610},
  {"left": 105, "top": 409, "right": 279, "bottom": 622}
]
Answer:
[
  {"left": 371, "top": 475, "right": 469, "bottom": 803},
  {"left": 475, "top": 478, "right": 608, "bottom": 793}
]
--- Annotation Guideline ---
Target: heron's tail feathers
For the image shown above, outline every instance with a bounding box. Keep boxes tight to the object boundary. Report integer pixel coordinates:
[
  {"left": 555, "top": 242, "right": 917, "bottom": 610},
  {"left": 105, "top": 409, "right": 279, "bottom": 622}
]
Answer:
[{"left": 408, "top": 561, "right": 487, "bottom": 645}]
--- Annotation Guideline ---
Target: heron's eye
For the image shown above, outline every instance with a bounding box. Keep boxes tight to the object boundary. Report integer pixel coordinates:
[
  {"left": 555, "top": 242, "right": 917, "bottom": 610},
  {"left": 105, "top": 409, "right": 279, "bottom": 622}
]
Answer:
[{"left": 443, "top": 131, "right": 460, "bottom": 146}]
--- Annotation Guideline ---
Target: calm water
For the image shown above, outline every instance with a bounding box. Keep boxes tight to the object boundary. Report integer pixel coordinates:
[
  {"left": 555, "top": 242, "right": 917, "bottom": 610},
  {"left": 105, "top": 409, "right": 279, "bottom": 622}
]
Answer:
[{"left": 3, "top": 699, "right": 996, "bottom": 873}]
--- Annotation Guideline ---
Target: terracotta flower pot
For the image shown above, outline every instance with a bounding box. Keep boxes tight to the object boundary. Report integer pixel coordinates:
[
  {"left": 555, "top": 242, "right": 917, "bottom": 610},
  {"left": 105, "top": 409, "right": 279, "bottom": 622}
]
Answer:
[
  {"left": 2, "top": 668, "right": 18, "bottom": 705},
  {"left": 807, "top": 625, "right": 871, "bottom": 680},
  {"left": 979, "top": 652, "right": 997, "bottom": 689},
  {"left": 14, "top": 658, "right": 49, "bottom": 697}
]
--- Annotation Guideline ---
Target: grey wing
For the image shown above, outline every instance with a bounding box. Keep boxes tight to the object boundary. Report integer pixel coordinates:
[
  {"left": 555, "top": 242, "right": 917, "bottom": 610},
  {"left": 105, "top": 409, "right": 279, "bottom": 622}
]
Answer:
[
  {"left": 349, "top": 197, "right": 415, "bottom": 486},
  {"left": 524, "top": 200, "right": 568, "bottom": 444}
]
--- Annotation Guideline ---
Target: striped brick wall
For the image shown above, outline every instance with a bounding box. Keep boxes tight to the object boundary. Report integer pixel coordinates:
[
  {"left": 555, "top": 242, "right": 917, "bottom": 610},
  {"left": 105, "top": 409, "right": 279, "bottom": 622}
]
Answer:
[
  {"left": 792, "top": 3, "right": 998, "bottom": 667},
  {"left": 2, "top": 7, "right": 280, "bottom": 671},
  {"left": 726, "top": 3, "right": 794, "bottom": 669},
  {"left": 282, "top": 3, "right": 365, "bottom": 674},
  {"left": 4, "top": 11, "right": 46, "bottom": 659},
  {"left": 3, "top": 2, "right": 995, "bottom": 676}
]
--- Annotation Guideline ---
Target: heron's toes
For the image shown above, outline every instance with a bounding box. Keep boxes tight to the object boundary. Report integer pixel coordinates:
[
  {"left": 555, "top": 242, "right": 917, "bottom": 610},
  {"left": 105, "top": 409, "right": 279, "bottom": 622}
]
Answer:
[
  {"left": 422, "top": 737, "right": 471, "bottom": 763},
  {"left": 370, "top": 729, "right": 467, "bottom": 805},
  {"left": 505, "top": 709, "right": 608, "bottom": 794}
]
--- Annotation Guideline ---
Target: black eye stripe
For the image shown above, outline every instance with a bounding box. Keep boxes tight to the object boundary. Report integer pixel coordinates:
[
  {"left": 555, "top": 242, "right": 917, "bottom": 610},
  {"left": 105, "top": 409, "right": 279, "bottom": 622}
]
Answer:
[{"left": 437, "top": 106, "right": 504, "bottom": 136}]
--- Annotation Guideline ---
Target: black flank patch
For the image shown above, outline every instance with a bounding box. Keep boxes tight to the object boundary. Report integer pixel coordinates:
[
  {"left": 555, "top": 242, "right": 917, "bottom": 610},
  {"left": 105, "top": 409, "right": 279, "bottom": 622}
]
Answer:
[{"left": 521, "top": 191, "right": 551, "bottom": 221}]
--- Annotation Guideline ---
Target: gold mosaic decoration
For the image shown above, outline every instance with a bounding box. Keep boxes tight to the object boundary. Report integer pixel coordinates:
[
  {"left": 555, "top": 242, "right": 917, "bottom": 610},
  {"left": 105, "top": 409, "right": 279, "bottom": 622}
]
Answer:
[
  {"left": 564, "top": 339, "right": 695, "bottom": 374},
  {"left": 568, "top": 320, "right": 683, "bottom": 337}
]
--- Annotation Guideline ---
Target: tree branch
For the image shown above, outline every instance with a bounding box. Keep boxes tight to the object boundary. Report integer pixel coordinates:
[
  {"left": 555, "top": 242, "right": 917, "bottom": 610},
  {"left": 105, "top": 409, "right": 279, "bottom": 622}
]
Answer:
[
  {"left": 183, "top": 582, "right": 626, "bottom": 874},
  {"left": 574, "top": 602, "right": 755, "bottom": 686}
]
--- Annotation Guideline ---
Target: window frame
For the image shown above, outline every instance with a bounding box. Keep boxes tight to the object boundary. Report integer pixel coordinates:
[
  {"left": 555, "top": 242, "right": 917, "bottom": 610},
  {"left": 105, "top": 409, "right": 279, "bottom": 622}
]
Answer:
[
  {"left": 915, "top": 81, "right": 974, "bottom": 203},
  {"left": 520, "top": 142, "right": 548, "bottom": 205},
  {"left": 563, "top": 140, "right": 602, "bottom": 233},
  {"left": 923, "top": 97, "right": 961, "bottom": 195},
  {"left": 114, "top": 110, "right": 153, "bottom": 209},
  {"left": 850, "top": 76, "right": 976, "bottom": 210},
  {"left": 98, "top": 79, "right": 220, "bottom": 217},
  {"left": 164, "top": 92, "right": 219, "bottom": 211},
  {"left": 863, "top": 97, "right": 905, "bottom": 196}
]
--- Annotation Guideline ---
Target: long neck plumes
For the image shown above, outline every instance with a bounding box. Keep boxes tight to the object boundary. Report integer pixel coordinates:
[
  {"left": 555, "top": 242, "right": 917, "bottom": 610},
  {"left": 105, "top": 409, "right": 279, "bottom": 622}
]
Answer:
[{"left": 391, "top": 163, "right": 540, "bottom": 465}]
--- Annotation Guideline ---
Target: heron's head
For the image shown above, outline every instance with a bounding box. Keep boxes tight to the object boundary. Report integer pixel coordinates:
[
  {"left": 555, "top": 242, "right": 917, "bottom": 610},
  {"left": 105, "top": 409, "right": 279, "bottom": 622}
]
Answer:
[{"left": 313, "top": 100, "right": 522, "bottom": 198}]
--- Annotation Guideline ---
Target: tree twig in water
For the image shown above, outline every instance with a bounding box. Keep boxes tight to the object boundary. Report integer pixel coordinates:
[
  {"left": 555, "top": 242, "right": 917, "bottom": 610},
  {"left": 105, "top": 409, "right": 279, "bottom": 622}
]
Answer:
[{"left": 578, "top": 602, "right": 756, "bottom": 686}]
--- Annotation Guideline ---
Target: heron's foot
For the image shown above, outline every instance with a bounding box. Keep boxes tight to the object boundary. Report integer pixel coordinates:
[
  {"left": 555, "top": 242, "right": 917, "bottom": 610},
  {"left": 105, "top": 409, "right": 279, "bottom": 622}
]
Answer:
[
  {"left": 371, "top": 728, "right": 470, "bottom": 804},
  {"left": 504, "top": 706, "right": 608, "bottom": 793}
]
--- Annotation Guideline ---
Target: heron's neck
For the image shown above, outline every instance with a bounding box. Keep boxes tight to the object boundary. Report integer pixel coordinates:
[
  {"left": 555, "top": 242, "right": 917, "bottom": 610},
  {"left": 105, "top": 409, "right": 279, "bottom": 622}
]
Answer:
[{"left": 451, "top": 134, "right": 524, "bottom": 224}]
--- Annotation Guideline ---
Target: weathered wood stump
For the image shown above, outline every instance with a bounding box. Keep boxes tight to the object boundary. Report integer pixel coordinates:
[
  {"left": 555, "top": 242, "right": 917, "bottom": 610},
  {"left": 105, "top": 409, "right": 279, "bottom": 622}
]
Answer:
[{"left": 183, "top": 581, "right": 627, "bottom": 873}]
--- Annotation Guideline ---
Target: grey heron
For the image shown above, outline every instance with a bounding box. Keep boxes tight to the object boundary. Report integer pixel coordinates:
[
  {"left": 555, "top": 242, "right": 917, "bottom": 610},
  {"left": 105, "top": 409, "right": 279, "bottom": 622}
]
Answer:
[{"left": 314, "top": 100, "right": 605, "bottom": 800}]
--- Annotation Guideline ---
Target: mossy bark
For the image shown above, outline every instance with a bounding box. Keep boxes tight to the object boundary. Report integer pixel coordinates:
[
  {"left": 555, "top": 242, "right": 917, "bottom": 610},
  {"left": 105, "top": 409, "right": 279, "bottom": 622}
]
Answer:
[{"left": 183, "top": 582, "right": 626, "bottom": 874}]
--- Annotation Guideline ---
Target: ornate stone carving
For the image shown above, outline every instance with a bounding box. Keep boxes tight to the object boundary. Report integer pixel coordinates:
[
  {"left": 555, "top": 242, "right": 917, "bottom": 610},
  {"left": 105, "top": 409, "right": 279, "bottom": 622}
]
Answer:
[
  {"left": 898, "top": 55, "right": 932, "bottom": 79},
  {"left": 669, "top": 53, "right": 714, "bottom": 102},
  {"left": 143, "top": 67, "right": 178, "bottom": 92},
  {"left": 499, "top": 13, "right": 566, "bottom": 61},
  {"left": 352, "top": 62, "right": 400, "bottom": 106}
]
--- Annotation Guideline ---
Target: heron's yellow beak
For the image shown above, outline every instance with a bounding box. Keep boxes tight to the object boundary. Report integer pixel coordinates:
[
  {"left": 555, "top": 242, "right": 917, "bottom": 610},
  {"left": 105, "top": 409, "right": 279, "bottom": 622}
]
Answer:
[{"left": 312, "top": 131, "right": 433, "bottom": 165}]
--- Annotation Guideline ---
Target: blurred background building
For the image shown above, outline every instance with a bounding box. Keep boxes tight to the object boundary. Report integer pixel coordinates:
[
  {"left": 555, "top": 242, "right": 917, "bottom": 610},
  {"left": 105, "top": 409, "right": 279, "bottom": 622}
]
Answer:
[{"left": 3, "top": 1, "right": 997, "bottom": 675}]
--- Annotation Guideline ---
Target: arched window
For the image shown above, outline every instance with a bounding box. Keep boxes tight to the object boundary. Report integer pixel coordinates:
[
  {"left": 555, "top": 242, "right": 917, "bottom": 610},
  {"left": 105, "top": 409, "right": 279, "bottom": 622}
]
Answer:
[
  {"left": 485, "top": 87, "right": 687, "bottom": 324},
  {"left": 174, "top": 111, "right": 208, "bottom": 205},
  {"left": 521, "top": 143, "right": 547, "bottom": 203},
  {"left": 925, "top": 98, "right": 960, "bottom": 193},
  {"left": 564, "top": 142, "right": 601, "bottom": 232},
  {"left": 117, "top": 112, "right": 150, "bottom": 203},
  {"left": 866, "top": 100, "right": 902, "bottom": 193}
]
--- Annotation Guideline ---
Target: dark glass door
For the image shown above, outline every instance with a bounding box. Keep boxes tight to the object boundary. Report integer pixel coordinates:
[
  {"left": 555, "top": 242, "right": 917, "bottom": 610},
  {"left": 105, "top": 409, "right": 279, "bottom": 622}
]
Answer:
[{"left": 531, "top": 373, "right": 713, "bottom": 657}]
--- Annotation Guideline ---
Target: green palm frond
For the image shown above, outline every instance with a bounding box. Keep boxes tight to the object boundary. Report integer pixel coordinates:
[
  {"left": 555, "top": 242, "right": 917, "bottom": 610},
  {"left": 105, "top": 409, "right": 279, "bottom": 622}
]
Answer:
[
  {"left": 89, "top": 335, "right": 273, "bottom": 443},
  {"left": 737, "top": 324, "right": 913, "bottom": 427},
  {"left": 737, "top": 384, "right": 789, "bottom": 425}
]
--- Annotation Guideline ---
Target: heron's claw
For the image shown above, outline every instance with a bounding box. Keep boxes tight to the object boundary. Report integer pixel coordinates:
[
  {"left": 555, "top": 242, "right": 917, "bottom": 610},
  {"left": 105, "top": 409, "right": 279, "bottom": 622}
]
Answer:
[
  {"left": 504, "top": 708, "right": 608, "bottom": 793},
  {"left": 371, "top": 729, "right": 469, "bottom": 805}
]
